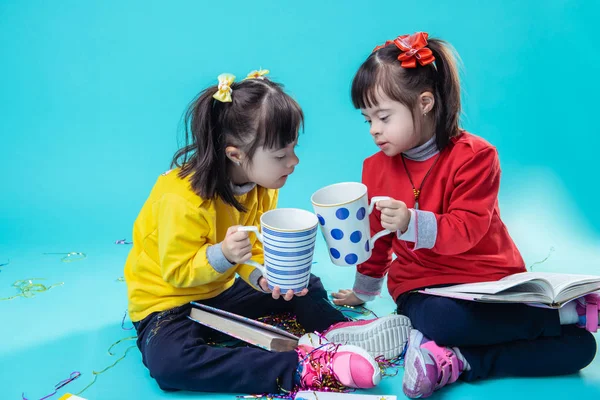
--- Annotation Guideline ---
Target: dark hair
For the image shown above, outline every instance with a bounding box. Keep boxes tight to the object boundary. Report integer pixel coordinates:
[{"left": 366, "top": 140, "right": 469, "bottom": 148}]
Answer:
[
  {"left": 351, "top": 36, "right": 461, "bottom": 151},
  {"left": 172, "top": 77, "right": 304, "bottom": 211}
]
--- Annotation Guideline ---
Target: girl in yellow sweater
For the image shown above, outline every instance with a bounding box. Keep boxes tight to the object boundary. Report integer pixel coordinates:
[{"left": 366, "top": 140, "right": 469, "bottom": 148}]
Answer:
[{"left": 124, "top": 71, "right": 382, "bottom": 394}]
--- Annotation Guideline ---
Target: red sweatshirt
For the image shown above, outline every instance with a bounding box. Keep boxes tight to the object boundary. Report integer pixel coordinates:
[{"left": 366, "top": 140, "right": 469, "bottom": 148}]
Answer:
[{"left": 356, "top": 131, "right": 526, "bottom": 301}]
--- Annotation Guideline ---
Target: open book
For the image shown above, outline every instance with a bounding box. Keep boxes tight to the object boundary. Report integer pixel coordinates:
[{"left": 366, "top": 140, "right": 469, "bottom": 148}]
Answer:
[
  {"left": 188, "top": 302, "right": 299, "bottom": 352},
  {"left": 422, "top": 272, "right": 600, "bottom": 308}
]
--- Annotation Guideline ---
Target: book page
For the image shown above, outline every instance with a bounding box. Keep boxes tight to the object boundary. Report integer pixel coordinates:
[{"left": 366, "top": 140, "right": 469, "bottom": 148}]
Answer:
[
  {"left": 423, "top": 288, "right": 551, "bottom": 304},
  {"left": 524, "top": 272, "right": 600, "bottom": 296},
  {"left": 555, "top": 284, "right": 600, "bottom": 304},
  {"left": 423, "top": 272, "right": 600, "bottom": 304},
  {"left": 479, "top": 292, "right": 551, "bottom": 303},
  {"left": 424, "top": 273, "right": 551, "bottom": 296}
]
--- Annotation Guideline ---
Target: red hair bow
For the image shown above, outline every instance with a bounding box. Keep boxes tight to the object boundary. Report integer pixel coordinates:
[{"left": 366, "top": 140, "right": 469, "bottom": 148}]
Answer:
[{"left": 372, "top": 32, "right": 435, "bottom": 68}]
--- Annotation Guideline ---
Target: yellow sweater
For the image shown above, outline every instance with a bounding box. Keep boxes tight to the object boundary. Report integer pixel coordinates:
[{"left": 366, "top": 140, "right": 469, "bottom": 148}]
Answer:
[{"left": 124, "top": 168, "right": 277, "bottom": 322}]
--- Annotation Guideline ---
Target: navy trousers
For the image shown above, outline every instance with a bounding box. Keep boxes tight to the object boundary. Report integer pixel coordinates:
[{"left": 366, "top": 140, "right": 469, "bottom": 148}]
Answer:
[
  {"left": 133, "top": 274, "right": 347, "bottom": 393},
  {"left": 397, "top": 292, "right": 597, "bottom": 381}
]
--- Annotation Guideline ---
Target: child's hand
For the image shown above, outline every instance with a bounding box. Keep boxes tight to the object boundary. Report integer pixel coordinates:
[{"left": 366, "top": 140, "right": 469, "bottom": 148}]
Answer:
[
  {"left": 331, "top": 289, "right": 365, "bottom": 306},
  {"left": 376, "top": 198, "right": 411, "bottom": 232},
  {"left": 221, "top": 226, "right": 252, "bottom": 264},
  {"left": 258, "top": 277, "right": 309, "bottom": 301}
]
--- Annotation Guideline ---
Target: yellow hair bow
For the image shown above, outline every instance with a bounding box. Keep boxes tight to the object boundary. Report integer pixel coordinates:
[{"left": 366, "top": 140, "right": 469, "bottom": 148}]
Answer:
[
  {"left": 244, "top": 69, "right": 270, "bottom": 80},
  {"left": 213, "top": 73, "right": 236, "bottom": 102}
]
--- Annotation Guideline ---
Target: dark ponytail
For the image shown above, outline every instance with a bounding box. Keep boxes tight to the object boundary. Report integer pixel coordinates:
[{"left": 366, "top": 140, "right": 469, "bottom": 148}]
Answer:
[
  {"left": 427, "top": 39, "right": 461, "bottom": 150},
  {"left": 172, "top": 87, "right": 233, "bottom": 208}
]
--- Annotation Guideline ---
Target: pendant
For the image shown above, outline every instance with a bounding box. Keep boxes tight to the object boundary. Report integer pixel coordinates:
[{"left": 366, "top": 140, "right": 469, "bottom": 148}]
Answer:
[{"left": 413, "top": 189, "right": 421, "bottom": 210}]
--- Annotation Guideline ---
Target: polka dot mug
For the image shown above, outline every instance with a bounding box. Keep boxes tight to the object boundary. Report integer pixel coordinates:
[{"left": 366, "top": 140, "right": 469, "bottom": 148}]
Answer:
[{"left": 311, "top": 182, "right": 392, "bottom": 266}]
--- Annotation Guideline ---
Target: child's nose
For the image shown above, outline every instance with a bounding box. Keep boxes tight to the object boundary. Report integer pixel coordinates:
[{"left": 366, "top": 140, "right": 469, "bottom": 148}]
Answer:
[
  {"left": 288, "top": 154, "right": 299, "bottom": 168},
  {"left": 369, "top": 122, "right": 379, "bottom": 136}
]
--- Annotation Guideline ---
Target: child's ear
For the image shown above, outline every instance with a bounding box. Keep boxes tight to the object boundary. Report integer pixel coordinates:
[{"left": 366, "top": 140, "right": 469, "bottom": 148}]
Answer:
[
  {"left": 225, "top": 146, "right": 245, "bottom": 165},
  {"left": 419, "top": 91, "right": 435, "bottom": 115}
]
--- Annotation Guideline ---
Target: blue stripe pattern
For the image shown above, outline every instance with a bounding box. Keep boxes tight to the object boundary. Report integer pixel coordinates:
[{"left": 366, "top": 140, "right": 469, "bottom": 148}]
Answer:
[
  {"left": 267, "top": 272, "right": 311, "bottom": 282},
  {"left": 266, "top": 265, "right": 311, "bottom": 275},
  {"left": 264, "top": 241, "right": 315, "bottom": 252},
  {"left": 264, "top": 246, "right": 314, "bottom": 258},
  {"left": 263, "top": 226, "right": 318, "bottom": 238},
  {"left": 266, "top": 259, "right": 312, "bottom": 269},
  {"left": 267, "top": 283, "right": 308, "bottom": 292},
  {"left": 267, "top": 277, "right": 310, "bottom": 291},
  {"left": 263, "top": 235, "right": 316, "bottom": 246},
  {"left": 262, "top": 224, "right": 315, "bottom": 293},
  {"left": 265, "top": 253, "right": 314, "bottom": 265}
]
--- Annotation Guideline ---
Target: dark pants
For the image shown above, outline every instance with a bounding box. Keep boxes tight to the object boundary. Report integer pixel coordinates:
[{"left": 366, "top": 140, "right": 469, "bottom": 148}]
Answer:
[
  {"left": 133, "top": 274, "right": 347, "bottom": 393},
  {"left": 397, "top": 292, "right": 597, "bottom": 381}
]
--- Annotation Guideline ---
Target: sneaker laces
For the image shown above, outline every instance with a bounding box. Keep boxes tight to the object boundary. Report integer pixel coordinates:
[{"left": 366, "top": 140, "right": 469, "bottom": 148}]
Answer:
[
  {"left": 432, "top": 347, "right": 461, "bottom": 389},
  {"left": 295, "top": 343, "right": 348, "bottom": 391}
]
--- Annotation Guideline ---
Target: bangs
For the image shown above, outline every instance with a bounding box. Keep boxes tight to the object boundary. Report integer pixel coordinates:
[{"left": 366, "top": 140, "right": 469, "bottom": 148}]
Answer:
[
  {"left": 351, "top": 50, "right": 417, "bottom": 110},
  {"left": 257, "top": 90, "right": 304, "bottom": 150}
]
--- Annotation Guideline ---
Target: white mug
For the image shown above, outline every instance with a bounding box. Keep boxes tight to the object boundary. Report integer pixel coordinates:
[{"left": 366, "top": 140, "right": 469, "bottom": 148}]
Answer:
[
  {"left": 239, "top": 208, "right": 318, "bottom": 292},
  {"left": 311, "top": 182, "right": 391, "bottom": 266}
]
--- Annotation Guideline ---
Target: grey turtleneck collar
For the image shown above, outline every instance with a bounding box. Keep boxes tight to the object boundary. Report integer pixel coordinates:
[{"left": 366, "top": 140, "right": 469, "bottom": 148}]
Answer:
[
  {"left": 402, "top": 135, "right": 439, "bottom": 161},
  {"left": 231, "top": 182, "right": 256, "bottom": 196}
]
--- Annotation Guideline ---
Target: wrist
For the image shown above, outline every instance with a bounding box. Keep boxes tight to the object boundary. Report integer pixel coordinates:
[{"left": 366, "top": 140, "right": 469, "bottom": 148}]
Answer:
[
  {"left": 221, "top": 242, "right": 235, "bottom": 264},
  {"left": 400, "top": 211, "right": 411, "bottom": 233}
]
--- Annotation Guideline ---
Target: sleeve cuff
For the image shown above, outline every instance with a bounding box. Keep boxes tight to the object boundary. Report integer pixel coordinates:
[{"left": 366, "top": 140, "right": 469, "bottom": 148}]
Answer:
[
  {"left": 206, "top": 243, "right": 236, "bottom": 273},
  {"left": 352, "top": 270, "right": 385, "bottom": 303},
  {"left": 248, "top": 268, "right": 268, "bottom": 292},
  {"left": 397, "top": 209, "right": 437, "bottom": 250}
]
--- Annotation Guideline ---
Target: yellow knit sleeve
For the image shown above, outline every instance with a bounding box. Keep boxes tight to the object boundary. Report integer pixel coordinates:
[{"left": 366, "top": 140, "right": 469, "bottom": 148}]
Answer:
[
  {"left": 236, "top": 188, "right": 279, "bottom": 288},
  {"left": 156, "top": 193, "right": 228, "bottom": 288}
]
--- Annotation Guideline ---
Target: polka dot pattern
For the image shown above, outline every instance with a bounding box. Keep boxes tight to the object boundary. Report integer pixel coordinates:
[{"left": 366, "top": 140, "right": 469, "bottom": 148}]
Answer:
[
  {"left": 316, "top": 204, "right": 374, "bottom": 265},
  {"left": 336, "top": 208, "right": 350, "bottom": 220},
  {"left": 350, "top": 231, "right": 362, "bottom": 243},
  {"left": 330, "top": 248, "right": 341, "bottom": 259},
  {"left": 331, "top": 229, "right": 344, "bottom": 240},
  {"left": 345, "top": 253, "right": 358, "bottom": 264},
  {"left": 317, "top": 214, "right": 325, "bottom": 226},
  {"left": 356, "top": 207, "right": 366, "bottom": 220}
]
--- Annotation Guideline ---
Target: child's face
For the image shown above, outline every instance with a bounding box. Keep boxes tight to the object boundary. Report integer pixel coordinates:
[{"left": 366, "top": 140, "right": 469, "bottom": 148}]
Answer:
[
  {"left": 361, "top": 92, "right": 424, "bottom": 157},
  {"left": 245, "top": 141, "right": 299, "bottom": 189}
]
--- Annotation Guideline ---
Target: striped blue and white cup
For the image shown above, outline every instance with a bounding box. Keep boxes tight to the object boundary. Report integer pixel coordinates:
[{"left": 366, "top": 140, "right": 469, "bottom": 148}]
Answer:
[{"left": 239, "top": 208, "right": 318, "bottom": 293}]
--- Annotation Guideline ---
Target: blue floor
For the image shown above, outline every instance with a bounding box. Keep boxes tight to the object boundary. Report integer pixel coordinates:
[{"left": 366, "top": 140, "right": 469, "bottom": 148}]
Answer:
[
  {"left": 0, "top": 239, "right": 599, "bottom": 399},
  {"left": 2, "top": 0, "right": 599, "bottom": 399}
]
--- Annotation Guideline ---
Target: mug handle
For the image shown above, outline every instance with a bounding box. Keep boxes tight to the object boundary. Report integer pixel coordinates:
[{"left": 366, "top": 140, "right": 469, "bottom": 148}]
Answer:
[
  {"left": 237, "top": 226, "right": 266, "bottom": 276},
  {"left": 368, "top": 196, "right": 393, "bottom": 247}
]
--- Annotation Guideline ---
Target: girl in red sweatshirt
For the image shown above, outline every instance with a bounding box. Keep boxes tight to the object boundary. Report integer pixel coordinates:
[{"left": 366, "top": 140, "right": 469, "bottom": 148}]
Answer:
[{"left": 331, "top": 32, "right": 598, "bottom": 398}]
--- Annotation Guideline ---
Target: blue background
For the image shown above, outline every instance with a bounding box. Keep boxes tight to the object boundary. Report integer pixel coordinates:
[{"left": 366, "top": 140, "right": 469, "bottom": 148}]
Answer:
[{"left": 1, "top": 0, "right": 599, "bottom": 399}]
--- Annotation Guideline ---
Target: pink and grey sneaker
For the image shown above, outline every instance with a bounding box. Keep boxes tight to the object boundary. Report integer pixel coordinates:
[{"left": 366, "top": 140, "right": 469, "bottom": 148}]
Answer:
[
  {"left": 295, "top": 343, "right": 381, "bottom": 390},
  {"left": 575, "top": 293, "right": 599, "bottom": 333},
  {"left": 315, "top": 314, "right": 412, "bottom": 359},
  {"left": 402, "top": 329, "right": 465, "bottom": 398}
]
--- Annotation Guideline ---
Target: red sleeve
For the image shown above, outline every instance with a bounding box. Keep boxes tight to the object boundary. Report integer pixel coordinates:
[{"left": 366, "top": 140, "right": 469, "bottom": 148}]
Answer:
[
  {"left": 357, "top": 160, "right": 394, "bottom": 279},
  {"left": 432, "top": 147, "right": 500, "bottom": 255}
]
